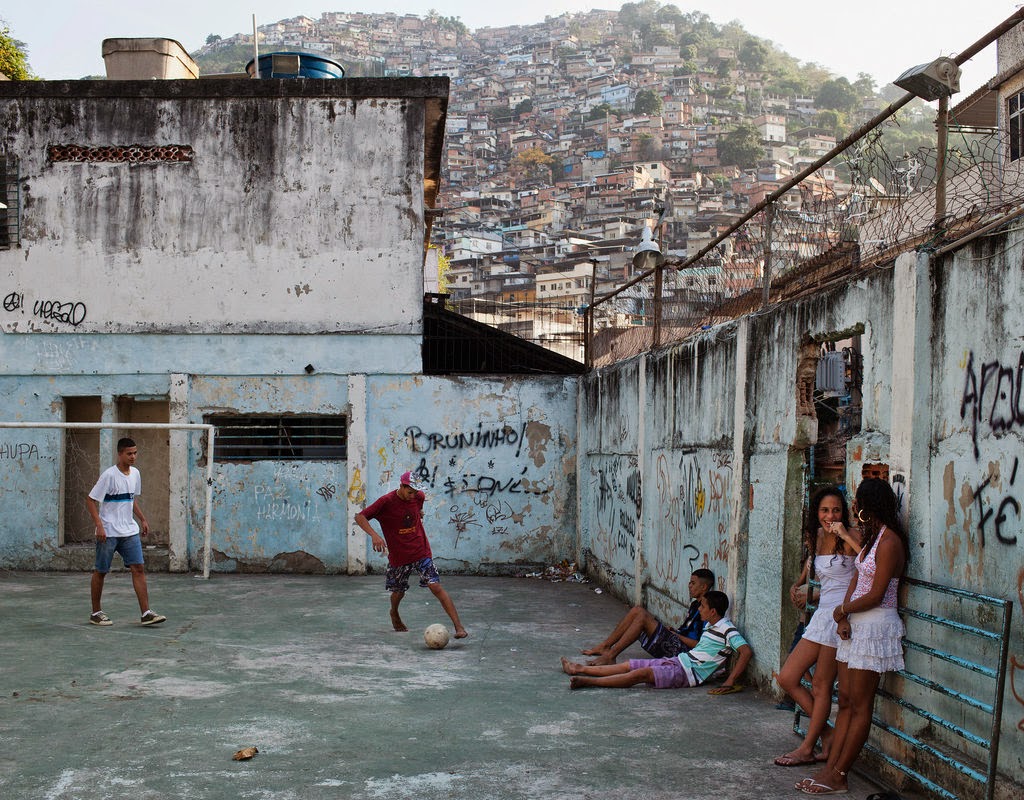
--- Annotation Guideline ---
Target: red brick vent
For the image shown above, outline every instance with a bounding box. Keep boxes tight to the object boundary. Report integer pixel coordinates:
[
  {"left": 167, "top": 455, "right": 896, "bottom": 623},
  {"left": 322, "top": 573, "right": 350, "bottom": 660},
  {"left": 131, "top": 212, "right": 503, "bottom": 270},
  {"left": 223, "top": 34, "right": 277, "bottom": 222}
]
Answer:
[{"left": 48, "top": 144, "right": 195, "bottom": 164}]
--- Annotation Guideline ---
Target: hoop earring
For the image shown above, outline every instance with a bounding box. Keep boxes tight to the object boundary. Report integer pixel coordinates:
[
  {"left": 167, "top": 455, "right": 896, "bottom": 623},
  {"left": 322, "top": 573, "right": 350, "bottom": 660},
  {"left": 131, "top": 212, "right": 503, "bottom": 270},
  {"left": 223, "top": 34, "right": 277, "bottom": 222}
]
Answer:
[{"left": 857, "top": 509, "right": 868, "bottom": 523}]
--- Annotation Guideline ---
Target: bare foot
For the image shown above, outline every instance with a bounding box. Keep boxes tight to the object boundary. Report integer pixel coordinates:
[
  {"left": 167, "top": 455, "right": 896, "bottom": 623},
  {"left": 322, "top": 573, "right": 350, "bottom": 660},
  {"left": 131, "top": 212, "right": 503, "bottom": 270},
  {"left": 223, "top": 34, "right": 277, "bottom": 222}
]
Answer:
[
  {"left": 454, "top": 627, "right": 468, "bottom": 639},
  {"left": 580, "top": 646, "right": 603, "bottom": 656},
  {"left": 390, "top": 610, "right": 409, "bottom": 632},
  {"left": 560, "top": 656, "right": 582, "bottom": 675},
  {"left": 569, "top": 676, "right": 586, "bottom": 690},
  {"left": 586, "top": 655, "right": 615, "bottom": 666}
]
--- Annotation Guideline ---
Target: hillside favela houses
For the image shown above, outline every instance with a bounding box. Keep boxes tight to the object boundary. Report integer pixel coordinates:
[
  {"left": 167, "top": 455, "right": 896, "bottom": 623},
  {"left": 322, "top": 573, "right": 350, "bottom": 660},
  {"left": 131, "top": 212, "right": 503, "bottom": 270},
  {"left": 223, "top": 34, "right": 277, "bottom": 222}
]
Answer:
[{"left": 2, "top": 5, "right": 1024, "bottom": 799}]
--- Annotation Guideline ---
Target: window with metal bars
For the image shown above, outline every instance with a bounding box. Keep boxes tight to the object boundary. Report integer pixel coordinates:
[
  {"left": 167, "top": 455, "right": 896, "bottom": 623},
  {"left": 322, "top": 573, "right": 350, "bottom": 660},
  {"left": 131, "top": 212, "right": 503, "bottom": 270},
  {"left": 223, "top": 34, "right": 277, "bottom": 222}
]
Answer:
[
  {"left": 0, "top": 154, "right": 19, "bottom": 249},
  {"left": 1010, "top": 91, "right": 1024, "bottom": 162},
  {"left": 204, "top": 415, "right": 348, "bottom": 462}
]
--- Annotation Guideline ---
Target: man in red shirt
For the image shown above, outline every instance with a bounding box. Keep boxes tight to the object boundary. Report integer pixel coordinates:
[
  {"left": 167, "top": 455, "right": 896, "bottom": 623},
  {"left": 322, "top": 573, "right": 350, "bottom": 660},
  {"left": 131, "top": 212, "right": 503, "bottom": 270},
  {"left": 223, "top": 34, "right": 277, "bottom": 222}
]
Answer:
[{"left": 356, "top": 471, "right": 468, "bottom": 638}]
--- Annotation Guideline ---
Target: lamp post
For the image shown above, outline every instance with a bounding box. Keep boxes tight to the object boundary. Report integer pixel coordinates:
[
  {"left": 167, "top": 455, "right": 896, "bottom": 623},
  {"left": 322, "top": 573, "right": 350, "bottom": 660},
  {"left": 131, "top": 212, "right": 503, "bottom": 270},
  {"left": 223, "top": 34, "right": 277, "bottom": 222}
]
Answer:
[
  {"left": 632, "top": 225, "right": 665, "bottom": 347},
  {"left": 892, "top": 56, "right": 961, "bottom": 226}
]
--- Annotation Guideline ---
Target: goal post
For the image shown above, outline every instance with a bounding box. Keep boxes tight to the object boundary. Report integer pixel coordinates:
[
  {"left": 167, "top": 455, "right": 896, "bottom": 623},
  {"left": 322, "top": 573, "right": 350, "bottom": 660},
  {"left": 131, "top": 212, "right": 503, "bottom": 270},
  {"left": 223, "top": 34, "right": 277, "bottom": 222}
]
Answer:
[{"left": 0, "top": 421, "right": 217, "bottom": 578}]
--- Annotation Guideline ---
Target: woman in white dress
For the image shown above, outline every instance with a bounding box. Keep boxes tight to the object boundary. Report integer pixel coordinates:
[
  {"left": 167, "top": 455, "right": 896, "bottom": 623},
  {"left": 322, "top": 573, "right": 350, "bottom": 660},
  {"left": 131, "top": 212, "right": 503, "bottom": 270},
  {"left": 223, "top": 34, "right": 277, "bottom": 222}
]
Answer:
[
  {"left": 798, "top": 478, "right": 908, "bottom": 795},
  {"left": 774, "top": 486, "right": 860, "bottom": 768}
]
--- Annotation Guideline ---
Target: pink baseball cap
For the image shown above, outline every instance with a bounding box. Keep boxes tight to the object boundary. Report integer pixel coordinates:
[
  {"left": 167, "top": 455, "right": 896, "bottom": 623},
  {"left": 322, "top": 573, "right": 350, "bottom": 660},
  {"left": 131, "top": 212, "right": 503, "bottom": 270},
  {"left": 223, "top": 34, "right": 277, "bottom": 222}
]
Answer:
[{"left": 399, "top": 470, "right": 422, "bottom": 489}]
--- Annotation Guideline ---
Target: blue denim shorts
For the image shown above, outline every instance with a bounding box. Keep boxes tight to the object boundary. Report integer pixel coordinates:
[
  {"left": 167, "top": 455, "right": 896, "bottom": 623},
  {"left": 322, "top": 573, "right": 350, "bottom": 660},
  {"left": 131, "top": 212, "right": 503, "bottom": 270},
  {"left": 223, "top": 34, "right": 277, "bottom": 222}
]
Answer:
[
  {"left": 385, "top": 557, "right": 440, "bottom": 593},
  {"left": 94, "top": 534, "right": 145, "bottom": 572}
]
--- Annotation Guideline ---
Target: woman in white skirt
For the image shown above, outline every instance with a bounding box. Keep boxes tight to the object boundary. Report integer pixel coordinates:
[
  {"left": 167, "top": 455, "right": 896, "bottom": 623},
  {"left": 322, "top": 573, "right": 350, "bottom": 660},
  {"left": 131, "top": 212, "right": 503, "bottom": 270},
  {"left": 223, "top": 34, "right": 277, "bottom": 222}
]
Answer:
[
  {"left": 798, "top": 478, "right": 908, "bottom": 795},
  {"left": 775, "top": 486, "right": 860, "bottom": 767}
]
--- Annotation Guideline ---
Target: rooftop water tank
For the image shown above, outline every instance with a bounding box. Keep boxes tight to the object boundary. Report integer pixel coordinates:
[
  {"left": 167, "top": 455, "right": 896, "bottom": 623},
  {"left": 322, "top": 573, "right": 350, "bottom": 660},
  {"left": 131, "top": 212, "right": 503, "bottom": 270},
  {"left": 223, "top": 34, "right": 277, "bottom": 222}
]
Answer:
[
  {"left": 245, "top": 52, "right": 345, "bottom": 79},
  {"left": 102, "top": 38, "right": 200, "bottom": 80}
]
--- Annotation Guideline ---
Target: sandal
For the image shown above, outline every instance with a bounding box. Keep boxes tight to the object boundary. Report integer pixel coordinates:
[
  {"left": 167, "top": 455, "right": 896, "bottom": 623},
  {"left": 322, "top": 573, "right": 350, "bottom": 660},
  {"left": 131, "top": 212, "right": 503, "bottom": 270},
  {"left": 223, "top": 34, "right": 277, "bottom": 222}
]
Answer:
[
  {"left": 800, "top": 779, "right": 848, "bottom": 795},
  {"left": 774, "top": 753, "right": 818, "bottom": 767}
]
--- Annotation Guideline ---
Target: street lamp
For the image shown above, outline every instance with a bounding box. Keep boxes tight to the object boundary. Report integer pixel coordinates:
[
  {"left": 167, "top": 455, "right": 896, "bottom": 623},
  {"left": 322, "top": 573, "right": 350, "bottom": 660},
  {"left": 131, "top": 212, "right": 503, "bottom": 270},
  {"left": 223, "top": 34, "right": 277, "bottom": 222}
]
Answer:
[
  {"left": 632, "top": 225, "right": 664, "bottom": 271},
  {"left": 893, "top": 56, "right": 962, "bottom": 226}
]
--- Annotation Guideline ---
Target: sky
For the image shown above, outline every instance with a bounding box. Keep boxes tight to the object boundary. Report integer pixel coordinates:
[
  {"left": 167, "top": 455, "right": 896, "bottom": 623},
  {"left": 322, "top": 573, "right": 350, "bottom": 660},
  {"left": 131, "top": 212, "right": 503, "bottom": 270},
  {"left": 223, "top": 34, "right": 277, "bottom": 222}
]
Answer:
[{"left": 3, "top": 1, "right": 1021, "bottom": 95}]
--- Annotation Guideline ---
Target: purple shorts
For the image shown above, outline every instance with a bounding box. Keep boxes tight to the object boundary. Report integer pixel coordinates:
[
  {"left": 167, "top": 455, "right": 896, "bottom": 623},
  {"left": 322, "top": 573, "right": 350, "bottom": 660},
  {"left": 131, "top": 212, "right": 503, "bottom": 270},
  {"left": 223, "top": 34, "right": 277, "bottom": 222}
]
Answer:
[{"left": 629, "top": 657, "right": 693, "bottom": 689}]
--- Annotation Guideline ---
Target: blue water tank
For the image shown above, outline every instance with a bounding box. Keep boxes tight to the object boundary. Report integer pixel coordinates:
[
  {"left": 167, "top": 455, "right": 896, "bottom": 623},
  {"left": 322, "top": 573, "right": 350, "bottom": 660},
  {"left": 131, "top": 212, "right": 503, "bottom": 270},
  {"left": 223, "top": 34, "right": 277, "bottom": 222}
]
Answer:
[{"left": 245, "top": 52, "right": 345, "bottom": 79}]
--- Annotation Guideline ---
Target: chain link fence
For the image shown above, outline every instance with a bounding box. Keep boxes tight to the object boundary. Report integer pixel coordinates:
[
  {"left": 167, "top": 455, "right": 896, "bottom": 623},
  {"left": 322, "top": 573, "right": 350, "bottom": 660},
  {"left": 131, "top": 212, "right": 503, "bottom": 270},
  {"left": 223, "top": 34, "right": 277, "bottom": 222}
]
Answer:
[{"left": 587, "top": 116, "right": 1020, "bottom": 367}]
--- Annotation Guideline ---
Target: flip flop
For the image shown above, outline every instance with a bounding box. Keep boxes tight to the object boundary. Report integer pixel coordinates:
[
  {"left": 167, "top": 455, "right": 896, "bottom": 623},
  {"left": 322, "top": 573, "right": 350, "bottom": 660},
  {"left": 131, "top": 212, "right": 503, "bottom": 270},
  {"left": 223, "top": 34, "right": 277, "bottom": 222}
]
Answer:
[
  {"left": 774, "top": 754, "right": 818, "bottom": 767},
  {"left": 708, "top": 684, "right": 744, "bottom": 695},
  {"left": 800, "top": 779, "right": 848, "bottom": 795}
]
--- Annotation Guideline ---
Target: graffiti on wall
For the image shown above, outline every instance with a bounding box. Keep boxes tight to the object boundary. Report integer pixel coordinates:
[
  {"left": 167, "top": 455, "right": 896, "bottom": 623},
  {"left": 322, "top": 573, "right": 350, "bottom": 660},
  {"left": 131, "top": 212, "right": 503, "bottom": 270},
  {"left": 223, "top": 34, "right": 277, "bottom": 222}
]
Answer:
[
  {"left": 652, "top": 450, "right": 732, "bottom": 585},
  {"left": 970, "top": 457, "right": 1019, "bottom": 547},
  {"left": 398, "top": 420, "right": 558, "bottom": 541},
  {"left": 960, "top": 350, "right": 1024, "bottom": 460},
  {"left": 591, "top": 455, "right": 641, "bottom": 561},
  {"left": 946, "top": 350, "right": 1023, "bottom": 556},
  {"left": 252, "top": 483, "right": 322, "bottom": 522},
  {"left": 347, "top": 466, "right": 366, "bottom": 507},
  {"left": 4, "top": 291, "right": 88, "bottom": 328},
  {"left": 0, "top": 442, "right": 41, "bottom": 461}
]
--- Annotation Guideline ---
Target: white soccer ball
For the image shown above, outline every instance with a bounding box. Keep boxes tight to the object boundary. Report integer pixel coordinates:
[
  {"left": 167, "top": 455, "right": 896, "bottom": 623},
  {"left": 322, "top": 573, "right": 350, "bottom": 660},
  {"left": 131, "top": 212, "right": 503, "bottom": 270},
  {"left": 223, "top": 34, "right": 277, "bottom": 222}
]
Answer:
[{"left": 424, "top": 623, "right": 450, "bottom": 649}]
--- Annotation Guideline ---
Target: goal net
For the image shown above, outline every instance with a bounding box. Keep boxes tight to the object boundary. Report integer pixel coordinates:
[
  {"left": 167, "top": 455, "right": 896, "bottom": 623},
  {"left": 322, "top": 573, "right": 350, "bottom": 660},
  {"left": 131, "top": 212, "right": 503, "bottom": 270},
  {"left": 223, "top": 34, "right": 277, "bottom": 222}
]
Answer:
[{"left": 0, "top": 422, "right": 216, "bottom": 578}]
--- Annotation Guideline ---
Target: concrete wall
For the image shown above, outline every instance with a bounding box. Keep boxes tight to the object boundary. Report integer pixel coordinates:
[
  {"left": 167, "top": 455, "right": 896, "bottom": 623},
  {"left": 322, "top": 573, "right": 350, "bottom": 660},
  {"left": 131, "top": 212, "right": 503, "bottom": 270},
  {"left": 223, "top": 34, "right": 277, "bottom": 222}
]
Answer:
[
  {"left": 353, "top": 375, "right": 578, "bottom": 575},
  {"left": 0, "top": 81, "right": 430, "bottom": 335},
  {"left": 577, "top": 229, "right": 1024, "bottom": 789}
]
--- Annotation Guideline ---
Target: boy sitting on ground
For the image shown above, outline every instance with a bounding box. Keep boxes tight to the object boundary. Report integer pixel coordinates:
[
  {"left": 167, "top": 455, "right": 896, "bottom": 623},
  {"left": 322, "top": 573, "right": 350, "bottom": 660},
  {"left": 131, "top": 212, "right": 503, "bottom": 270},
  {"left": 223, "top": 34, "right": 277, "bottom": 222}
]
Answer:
[
  {"left": 580, "top": 569, "right": 715, "bottom": 665},
  {"left": 561, "top": 590, "right": 752, "bottom": 692}
]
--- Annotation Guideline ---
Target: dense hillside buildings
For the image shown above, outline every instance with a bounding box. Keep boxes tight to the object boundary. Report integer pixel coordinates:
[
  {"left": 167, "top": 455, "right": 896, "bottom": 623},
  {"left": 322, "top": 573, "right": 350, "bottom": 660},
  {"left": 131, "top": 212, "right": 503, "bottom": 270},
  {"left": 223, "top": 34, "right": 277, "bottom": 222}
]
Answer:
[{"left": 192, "top": 10, "right": 890, "bottom": 355}]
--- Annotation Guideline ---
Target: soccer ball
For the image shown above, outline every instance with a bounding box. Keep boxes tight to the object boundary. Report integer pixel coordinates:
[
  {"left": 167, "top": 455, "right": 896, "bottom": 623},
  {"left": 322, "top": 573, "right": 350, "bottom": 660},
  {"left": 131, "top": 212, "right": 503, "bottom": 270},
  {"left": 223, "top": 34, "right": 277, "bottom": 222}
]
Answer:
[{"left": 424, "top": 623, "right": 450, "bottom": 649}]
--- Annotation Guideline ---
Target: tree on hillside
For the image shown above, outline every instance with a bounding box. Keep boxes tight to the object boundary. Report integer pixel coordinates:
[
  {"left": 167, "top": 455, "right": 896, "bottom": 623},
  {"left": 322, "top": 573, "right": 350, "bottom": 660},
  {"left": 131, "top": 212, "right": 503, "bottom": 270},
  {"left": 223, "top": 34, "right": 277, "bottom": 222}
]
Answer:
[
  {"left": 587, "top": 103, "right": 614, "bottom": 121},
  {"left": 619, "top": 0, "right": 661, "bottom": 30},
  {"left": 205, "top": 34, "right": 222, "bottom": 46},
  {"left": 633, "top": 89, "right": 662, "bottom": 116},
  {"left": 739, "top": 39, "right": 768, "bottom": 71},
  {"left": 512, "top": 147, "right": 555, "bottom": 180},
  {"left": 718, "top": 123, "right": 764, "bottom": 168},
  {"left": 515, "top": 98, "right": 534, "bottom": 116},
  {"left": 815, "top": 77, "right": 859, "bottom": 112},
  {"left": 0, "top": 23, "right": 33, "bottom": 79},
  {"left": 815, "top": 110, "right": 841, "bottom": 131},
  {"left": 852, "top": 72, "right": 876, "bottom": 100}
]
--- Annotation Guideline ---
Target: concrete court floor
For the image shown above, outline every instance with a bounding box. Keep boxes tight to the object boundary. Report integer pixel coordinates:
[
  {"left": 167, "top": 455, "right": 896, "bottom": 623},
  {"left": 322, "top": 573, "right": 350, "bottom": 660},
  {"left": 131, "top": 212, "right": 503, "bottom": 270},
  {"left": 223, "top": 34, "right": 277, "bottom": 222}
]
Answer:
[{"left": 0, "top": 571, "right": 889, "bottom": 800}]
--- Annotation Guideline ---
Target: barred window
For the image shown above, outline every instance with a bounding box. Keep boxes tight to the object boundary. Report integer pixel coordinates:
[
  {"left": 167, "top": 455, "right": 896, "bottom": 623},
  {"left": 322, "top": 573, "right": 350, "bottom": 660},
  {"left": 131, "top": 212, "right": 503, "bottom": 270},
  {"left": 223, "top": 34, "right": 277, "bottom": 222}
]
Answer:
[
  {"left": 1010, "top": 91, "right": 1024, "bottom": 162},
  {"left": 0, "top": 154, "right": 19, "bottom": 250},
  {"left": 205, "top": 415, "right": 347, "bottom": 462}
]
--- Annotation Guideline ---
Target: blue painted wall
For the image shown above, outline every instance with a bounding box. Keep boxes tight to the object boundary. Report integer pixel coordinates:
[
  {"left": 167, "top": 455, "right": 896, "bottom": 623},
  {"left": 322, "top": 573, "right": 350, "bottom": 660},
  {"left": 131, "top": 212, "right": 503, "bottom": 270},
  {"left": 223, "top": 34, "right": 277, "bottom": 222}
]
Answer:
[{"left": 359, "top": 375, "right": 578, "bottom": 574}]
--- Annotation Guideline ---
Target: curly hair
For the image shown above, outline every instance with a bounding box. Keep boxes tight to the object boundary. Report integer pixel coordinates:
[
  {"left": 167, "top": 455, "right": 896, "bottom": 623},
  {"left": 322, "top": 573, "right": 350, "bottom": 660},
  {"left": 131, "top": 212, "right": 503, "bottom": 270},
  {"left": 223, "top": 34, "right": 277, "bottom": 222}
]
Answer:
[
  {"left": 855, "top": 478, "right": 910, "bottom": 564},
  {"left": 805, "top": 485, "right": 851, "bottom": 560}
]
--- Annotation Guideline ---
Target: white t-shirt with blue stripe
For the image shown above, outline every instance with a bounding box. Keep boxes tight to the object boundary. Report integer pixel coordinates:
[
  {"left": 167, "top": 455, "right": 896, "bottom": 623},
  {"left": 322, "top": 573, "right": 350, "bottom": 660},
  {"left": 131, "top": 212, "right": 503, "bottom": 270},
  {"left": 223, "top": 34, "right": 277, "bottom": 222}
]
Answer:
[
  {"left": 89, "top": 465, "right": 141, "bottom": 538},
  {"left": 677, "top": 616, "right": 748, "bottom": 686}
]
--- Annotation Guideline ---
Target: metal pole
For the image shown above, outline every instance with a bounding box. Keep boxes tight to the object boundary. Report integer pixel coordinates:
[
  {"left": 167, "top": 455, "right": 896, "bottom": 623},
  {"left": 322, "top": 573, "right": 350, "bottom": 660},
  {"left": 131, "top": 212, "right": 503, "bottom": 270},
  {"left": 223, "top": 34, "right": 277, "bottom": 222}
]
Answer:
[
  {"left": 203, "top": 427, "right": 216, "bottom": 580},
  {"left": 586, "top": 260, "right": 598, "bottom": 369},
  {"left": 653, "top": 262, "right": 663, "bottom": 347},
  {"left": 762, "top": 202, "right": 775, "bottom": 307},
  {"left": 252, "top": 15, "right": 260, "bottom": 79},
  {"left": 935, "top": 95, "right": 949, "bottom": 226}
]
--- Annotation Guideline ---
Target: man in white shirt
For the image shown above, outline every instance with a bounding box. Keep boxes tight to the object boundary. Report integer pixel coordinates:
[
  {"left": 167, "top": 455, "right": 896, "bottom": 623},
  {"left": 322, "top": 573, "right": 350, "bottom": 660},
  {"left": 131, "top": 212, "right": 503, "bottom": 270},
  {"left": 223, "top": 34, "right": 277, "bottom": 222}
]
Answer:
[{"left": 86, "top": 437, "right": 166, "bottom": 627}]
